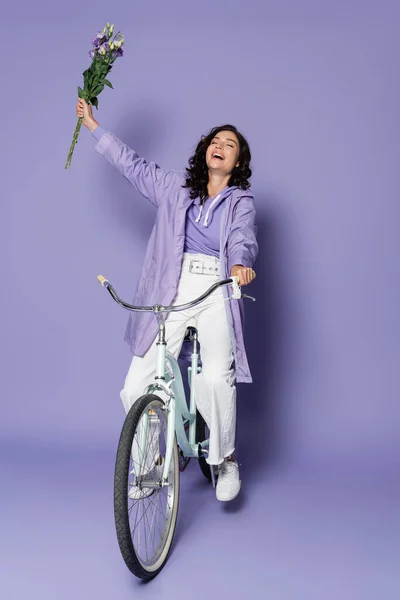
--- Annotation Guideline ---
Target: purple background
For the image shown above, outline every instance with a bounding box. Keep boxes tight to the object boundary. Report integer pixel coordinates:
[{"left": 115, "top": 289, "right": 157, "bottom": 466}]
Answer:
[{"left": 2, "top": 1, "right": 400, "bottom": 598}]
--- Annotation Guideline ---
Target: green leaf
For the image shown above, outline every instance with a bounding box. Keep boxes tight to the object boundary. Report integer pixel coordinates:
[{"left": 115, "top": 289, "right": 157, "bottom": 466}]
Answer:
[
  {"left": 83, "top": 69, "right": 91, "bottom": 88},
  {"left": 92, "top": 85, "right": 104, "bottom": 96},
  {"left": 78, "top": 87, "right": 90, "bottom": 101},
  {"left": 90, "top": 97, "right": 99, "bottom": 109},
  {"left": 104, "top": 79, "right": 113, "bottom": 88},
  {"left": 89, "top": 79, "right": 96, "bottom": 91}
]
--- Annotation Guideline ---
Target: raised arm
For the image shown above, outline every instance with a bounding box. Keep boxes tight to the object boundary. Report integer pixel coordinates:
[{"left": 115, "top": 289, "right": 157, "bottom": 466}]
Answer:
[{"left": 76, "top": 98, "right": 177, "bottom": 207}]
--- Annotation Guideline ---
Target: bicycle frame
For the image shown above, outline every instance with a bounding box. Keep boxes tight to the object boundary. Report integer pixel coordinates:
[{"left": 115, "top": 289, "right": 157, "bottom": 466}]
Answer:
[
  {"left": 97, "top": 272, "right": 255, "bottom": 487},
  {"left": 144, "top": 313, "right": 204, "bottom": 484}
]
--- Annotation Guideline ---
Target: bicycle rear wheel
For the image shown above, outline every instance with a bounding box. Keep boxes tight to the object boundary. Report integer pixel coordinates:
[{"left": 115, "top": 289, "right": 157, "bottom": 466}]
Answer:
[
  {"left": 114, "top": 394, "right": 180, "bottom": 580},
  {"left": 196, "top": 409, "right": 213, "bottom": 482}
]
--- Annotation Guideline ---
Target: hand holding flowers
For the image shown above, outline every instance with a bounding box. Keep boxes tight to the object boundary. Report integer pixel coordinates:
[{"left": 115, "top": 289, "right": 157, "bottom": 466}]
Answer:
[
  {"left": 76, "top": 99, "right": 98, "bottom": 132},
  {"left": 65, "top": 23, "right": 124, "bottom": 169}
]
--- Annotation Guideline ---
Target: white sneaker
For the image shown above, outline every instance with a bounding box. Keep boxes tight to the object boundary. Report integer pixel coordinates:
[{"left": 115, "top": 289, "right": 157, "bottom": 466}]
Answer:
[
  {"left": 128, "top": 457, "right": 164, "bottom": 500},
  {"left": 216, "top": 460, "right": 241, "bottom": 502}
]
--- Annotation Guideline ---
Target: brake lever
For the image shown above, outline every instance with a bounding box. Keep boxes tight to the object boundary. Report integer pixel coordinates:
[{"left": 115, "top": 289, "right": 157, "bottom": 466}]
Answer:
[
  {"left": 226, "top": 276, "right": 256, "bottom": 302},
  {"left": 227, "top": 277, "right": 256, "bottom": 302},
  {"left": 230, "top": 276, "right": 242, "bottom": 299}
]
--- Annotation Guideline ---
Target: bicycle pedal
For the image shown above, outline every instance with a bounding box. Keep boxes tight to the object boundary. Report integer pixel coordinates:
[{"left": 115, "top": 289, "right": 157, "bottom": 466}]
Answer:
[{"left": 198, "top": 444, "right": 208, "bottom": 458}]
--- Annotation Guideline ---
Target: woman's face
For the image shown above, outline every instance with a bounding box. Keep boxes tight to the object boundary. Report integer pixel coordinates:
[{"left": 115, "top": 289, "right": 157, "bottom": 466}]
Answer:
[{"left": 205, "top": 130, "right": 240, "bottom": 176}]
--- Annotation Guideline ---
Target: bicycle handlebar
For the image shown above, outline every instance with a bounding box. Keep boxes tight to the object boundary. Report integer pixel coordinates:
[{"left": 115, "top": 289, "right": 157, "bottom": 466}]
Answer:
[{"left": 96, "top": 274, "right": 250, "bottom": 313}]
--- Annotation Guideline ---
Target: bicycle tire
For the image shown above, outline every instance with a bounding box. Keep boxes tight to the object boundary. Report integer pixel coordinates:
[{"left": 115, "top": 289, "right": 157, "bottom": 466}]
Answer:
[
  {"left": 196, "top": 409, "right": 212, "bottom": 481},
  {"left": 114, "top": 394, "right": 180, "bottom": 580},
  {"left": 178, "top": 422, "right": 191, "bottom": 472}
]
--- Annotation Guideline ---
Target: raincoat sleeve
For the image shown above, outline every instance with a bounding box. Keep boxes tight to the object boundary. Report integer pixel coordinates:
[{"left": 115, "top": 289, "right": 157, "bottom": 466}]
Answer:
[
  {"left": 227, "top": 194, "right": 259, "bottom": 273},
  {"left": 92, "top": 127, "right": 177, "bottom": 208}
]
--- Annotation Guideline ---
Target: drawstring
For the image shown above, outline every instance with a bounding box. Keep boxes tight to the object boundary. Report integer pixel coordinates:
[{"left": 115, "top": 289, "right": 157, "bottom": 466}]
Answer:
[
  {"left": 194, "top": 193, "right": 222, "bottom": 226},
  {"left": 203, "top": 194, "right": 221, "bottom": 227},
  {"left": 195, "top": 204, "right": 204, "bottom": 223}
]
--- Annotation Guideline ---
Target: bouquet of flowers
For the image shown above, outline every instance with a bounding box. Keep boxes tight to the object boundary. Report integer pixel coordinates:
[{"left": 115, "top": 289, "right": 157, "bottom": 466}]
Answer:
[{"left": 65, "top": 23, "right": 124, "bottom": 169}]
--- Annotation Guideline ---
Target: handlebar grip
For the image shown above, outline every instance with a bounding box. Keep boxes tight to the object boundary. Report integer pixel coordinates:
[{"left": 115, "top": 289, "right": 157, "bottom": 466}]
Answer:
[{"left": 97, "top": 274, "right": 110, "bottom": 287}]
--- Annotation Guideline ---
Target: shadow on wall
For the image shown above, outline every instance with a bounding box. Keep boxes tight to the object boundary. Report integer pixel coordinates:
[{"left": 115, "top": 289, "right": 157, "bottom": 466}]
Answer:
[{"left": 236, "top": 191, "right": 299, "bottom": 475}]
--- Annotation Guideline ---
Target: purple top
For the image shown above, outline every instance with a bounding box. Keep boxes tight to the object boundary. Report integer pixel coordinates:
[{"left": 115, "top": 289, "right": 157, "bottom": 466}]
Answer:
[
  {"left": 184, "top": 191, "right": 231, "bottom": 258},
  {"left": 94, "top": 126, "right": 231, "bottom": 260}
]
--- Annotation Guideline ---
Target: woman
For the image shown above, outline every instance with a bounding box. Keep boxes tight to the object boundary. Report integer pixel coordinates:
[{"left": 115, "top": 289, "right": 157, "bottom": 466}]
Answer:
[{"left": 76, "top": 98, "right": 258, "bottom": 502}]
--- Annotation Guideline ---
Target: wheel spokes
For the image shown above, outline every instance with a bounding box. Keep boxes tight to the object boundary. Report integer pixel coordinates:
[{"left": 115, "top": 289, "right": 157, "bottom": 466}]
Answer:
[{"left": 127, "top": 403, "right": 176, "bottom": 568}]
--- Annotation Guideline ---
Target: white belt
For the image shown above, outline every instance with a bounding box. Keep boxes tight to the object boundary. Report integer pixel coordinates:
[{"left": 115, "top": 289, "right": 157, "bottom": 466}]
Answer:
[{"left": 188, "top": 258, "right": 220, "bottom": 276}]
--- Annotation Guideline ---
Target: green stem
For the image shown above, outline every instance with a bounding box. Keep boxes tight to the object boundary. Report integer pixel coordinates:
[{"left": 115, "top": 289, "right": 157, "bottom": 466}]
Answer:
[{"left": 64, "top": 117, "right": 83, "bottom": 169}]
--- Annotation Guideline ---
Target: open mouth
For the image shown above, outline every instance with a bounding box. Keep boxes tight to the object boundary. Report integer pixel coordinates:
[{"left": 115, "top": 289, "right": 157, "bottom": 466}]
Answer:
[{"left": 212, "top": 153, "right": 224, "bottom": 160}]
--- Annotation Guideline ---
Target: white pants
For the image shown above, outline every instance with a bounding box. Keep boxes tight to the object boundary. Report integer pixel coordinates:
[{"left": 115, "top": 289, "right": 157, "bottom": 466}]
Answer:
[{"left": 120, "top": 253, "right": 237, "bottom": 465}]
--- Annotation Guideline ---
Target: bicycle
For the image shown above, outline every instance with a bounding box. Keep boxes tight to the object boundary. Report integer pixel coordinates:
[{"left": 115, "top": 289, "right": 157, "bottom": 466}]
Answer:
[{"left": 97, "top": 272, "right": 255, "bottom": 580}]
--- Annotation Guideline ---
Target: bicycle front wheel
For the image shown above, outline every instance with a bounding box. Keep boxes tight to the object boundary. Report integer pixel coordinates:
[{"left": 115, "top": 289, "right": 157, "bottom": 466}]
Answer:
[{"left": 114, "top": 394, "right": 180, "bottom": 580}]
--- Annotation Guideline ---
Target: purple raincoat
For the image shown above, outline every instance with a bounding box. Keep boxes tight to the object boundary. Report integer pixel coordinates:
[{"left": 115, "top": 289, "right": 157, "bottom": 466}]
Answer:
[{"left": 94, "top": 130, "right": 259, "bottom": 383}]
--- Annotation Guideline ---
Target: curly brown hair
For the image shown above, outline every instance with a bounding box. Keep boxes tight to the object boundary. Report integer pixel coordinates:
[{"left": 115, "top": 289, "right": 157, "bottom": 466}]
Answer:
[{"left": 183, "top": 124, "right": 252, "bottom": 203}]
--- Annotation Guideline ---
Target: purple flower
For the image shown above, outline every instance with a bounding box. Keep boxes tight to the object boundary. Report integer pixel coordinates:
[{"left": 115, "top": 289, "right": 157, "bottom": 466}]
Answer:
[
  {"left": 96, "top": 31, "right": 106, "bottom": 44},
  {"left": 89, "top": 49, "right": 96, "bottom": 59},
  {"left": 116, "top": 47, "right": 123, "bottom": 57},
  {"left": 91, "top": 37, "right": 100, "bottom": 49}
]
